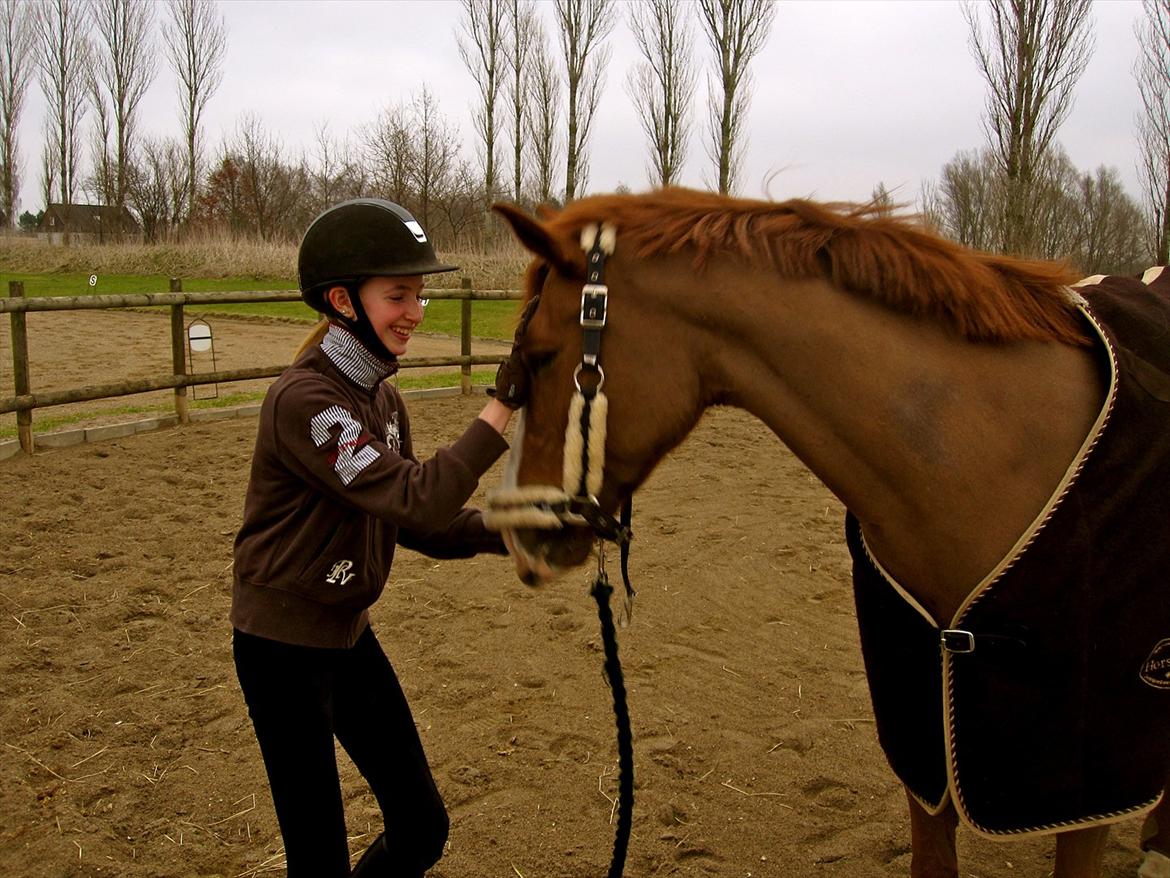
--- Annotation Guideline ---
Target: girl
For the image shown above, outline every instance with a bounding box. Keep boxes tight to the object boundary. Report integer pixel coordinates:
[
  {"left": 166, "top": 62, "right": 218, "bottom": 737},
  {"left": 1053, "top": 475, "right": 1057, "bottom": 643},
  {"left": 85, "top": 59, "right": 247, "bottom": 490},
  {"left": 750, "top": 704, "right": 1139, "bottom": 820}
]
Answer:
[{"left": 231, "top": 198, "right": 528, "bottom": 877}]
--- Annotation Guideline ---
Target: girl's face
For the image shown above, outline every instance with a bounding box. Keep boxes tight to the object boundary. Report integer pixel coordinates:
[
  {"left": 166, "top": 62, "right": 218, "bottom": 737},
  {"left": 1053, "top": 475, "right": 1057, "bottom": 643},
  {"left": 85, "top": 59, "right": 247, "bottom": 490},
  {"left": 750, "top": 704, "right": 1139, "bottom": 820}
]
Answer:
[{"left": 356, "top": 275, "right": 427, "bottom": 357}]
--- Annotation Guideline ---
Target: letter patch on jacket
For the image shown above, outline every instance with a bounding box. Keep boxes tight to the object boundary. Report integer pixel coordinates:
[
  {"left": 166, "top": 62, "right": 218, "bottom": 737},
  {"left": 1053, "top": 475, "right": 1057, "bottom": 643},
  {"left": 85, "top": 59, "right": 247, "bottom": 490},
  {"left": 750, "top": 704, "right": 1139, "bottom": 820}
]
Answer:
[
  {"left": 325, "top": 559, "right": 356, "bottom": 585},
  {"left": 310, "top": 405, "right": 379, "bottom": 486}
]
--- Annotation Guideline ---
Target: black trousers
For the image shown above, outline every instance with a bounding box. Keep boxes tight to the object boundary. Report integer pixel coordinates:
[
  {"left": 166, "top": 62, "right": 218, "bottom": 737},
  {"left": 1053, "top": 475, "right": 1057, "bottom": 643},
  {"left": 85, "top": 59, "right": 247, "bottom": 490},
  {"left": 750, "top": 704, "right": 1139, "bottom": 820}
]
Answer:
[{"left": 233, "top": 626, "right": 448, "bottom": 878}]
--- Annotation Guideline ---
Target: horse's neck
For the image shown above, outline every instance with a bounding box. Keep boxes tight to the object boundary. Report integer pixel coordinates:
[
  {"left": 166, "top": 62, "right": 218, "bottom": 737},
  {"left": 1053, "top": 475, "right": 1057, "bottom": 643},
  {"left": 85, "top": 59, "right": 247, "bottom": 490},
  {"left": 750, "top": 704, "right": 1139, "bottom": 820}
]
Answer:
[{"left": 700, "top": 270, "right": 1106, "bottom": 623}]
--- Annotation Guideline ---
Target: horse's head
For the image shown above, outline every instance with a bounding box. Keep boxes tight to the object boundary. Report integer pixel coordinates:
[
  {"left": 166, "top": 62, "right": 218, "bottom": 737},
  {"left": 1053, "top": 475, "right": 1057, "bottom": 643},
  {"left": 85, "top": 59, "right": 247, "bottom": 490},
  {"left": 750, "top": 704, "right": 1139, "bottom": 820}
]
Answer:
[{"left": 490, "top": 200, "right": 707, "bottom": 586}]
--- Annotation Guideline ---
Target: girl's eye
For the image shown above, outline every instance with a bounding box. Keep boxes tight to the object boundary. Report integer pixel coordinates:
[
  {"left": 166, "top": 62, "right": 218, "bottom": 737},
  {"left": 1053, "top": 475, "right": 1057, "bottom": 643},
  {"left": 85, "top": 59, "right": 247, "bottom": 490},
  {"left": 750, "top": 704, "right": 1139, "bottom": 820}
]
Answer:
[{"left": 388, "top": 294, "right": 427, "bottom": 307}]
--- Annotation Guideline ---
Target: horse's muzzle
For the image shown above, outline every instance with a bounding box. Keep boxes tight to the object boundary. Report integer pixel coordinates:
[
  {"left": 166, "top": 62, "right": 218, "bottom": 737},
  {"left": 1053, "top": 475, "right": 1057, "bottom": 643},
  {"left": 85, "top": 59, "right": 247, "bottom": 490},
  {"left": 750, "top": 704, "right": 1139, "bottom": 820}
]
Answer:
[{"left": 504, "top": 526, "right": 595, "bottom": 586}]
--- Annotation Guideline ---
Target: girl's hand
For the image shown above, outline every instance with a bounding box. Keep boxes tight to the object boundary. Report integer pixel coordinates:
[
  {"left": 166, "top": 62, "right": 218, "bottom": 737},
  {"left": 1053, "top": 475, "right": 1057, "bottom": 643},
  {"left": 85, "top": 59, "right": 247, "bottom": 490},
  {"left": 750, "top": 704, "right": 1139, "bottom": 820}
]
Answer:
[{"left": 478, "top": 397, "right": 513, "bottom": 435}]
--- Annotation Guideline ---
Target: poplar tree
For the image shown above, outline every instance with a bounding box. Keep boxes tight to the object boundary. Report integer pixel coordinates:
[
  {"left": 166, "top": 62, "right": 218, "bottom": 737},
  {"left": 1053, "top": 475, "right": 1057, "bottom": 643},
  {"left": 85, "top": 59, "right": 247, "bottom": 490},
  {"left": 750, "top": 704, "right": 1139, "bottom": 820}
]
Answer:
[
  {"left": 696, "top": 0, "right": 775, "bottom": 195},
  {"left": 1135, "top": 0, "right": 1170, "bottom": 264},
  {"left": 34, "top": 0, "right": 91, "bottom": 239},
  {"left": 554, "top": 0, "right": 614, "bottom": 201},
  {"left": 162, "top": 0, "right": 226, "bottom": 227},
  {"left": 963, "top": 0, "right": 1093, "bottom": 256},
  {"left": 627, "top": 0, "right": 696, "bottom": 187},
  {"left": 0, "top": 0, "right": 34, "bottom": 227}
]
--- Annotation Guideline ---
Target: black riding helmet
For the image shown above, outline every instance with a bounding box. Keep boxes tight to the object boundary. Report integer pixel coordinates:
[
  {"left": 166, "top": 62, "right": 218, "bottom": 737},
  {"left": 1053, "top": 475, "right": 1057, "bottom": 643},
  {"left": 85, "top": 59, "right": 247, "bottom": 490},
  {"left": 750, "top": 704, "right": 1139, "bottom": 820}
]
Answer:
[{"left": 298, "top": 198, "right": 458, "bottom": 313}]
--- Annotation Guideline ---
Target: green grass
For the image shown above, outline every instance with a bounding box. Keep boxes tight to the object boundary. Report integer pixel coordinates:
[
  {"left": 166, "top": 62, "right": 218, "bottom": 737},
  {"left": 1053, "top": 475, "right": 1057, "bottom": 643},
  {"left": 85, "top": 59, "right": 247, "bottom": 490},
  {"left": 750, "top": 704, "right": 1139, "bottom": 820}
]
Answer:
[
  {"left": 0, "top": 371, "right": 497, "bottom": 440},
  {"left": 0, "top": 271, "right": 523, "bottom": 338}
]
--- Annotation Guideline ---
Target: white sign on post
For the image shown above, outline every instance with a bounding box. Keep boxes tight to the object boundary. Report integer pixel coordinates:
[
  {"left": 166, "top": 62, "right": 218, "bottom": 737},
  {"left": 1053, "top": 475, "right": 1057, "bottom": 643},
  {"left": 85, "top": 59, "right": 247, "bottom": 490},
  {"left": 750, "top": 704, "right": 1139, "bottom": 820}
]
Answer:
[{"left": 188, "top": 321, "right": 213, "bottom": 353}]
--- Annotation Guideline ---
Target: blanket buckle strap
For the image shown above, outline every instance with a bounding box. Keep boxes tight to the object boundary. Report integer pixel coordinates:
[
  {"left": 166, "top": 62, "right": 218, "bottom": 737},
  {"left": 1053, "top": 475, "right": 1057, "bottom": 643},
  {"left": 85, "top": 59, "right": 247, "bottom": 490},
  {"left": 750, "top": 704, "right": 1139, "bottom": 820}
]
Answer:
[{"left": 941, "top": 629, "right": 976, "bottom": 654}]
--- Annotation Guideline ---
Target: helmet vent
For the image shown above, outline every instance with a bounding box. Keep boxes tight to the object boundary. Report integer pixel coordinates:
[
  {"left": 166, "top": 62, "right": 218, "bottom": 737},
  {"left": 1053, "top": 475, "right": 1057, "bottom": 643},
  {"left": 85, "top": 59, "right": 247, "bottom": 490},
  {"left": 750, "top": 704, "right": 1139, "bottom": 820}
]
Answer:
[{"left": 404, "top": 220, "right": 427, "bottom": 243}]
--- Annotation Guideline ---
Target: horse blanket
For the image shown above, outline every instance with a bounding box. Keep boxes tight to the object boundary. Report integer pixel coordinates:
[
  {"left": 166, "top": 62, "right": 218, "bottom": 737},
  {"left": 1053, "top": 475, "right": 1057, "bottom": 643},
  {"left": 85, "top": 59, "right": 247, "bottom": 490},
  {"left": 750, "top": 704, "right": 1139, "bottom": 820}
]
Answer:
[{"left": 848, "top": 268, "right": 1170, "bottom": 836}]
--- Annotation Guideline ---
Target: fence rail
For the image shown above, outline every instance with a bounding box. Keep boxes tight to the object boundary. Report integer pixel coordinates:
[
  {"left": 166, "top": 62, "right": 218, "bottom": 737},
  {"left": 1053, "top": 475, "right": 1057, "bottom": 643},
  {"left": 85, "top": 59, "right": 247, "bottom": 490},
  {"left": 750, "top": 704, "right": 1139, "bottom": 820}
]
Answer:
[{"left": 4, "top": 278, "right": 522, "bottom": 455}]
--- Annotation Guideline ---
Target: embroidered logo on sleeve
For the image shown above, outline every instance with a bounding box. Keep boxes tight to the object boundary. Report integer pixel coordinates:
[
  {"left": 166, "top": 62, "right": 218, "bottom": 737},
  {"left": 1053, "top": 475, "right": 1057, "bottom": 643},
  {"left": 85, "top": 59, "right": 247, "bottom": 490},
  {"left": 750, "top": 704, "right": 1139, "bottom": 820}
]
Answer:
[
  {"left": 310, "top": 405, "right": 379, "bottom": 486},
  {"left": 385, "top": 411, "right": 401, "bottom": 454},
  {"left": 1140, "top": 638, "right": 1170, "bottom": 689}
]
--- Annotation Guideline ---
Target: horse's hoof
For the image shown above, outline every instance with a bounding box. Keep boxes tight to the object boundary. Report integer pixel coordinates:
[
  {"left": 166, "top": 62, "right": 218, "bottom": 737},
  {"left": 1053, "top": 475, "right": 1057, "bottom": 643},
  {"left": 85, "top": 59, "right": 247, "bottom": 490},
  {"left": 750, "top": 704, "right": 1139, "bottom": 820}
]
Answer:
[{"left": 1139, "top": 849, "right": 1170, "bottom": 878}]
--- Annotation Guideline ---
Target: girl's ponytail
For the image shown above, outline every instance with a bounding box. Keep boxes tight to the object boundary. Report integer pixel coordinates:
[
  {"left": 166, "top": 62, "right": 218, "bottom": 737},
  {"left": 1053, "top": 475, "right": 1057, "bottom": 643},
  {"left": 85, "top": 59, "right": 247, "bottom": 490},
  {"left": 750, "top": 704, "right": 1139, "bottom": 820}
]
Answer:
[{"left": 295, "top": 318, "right": 329, "bottom": 358}]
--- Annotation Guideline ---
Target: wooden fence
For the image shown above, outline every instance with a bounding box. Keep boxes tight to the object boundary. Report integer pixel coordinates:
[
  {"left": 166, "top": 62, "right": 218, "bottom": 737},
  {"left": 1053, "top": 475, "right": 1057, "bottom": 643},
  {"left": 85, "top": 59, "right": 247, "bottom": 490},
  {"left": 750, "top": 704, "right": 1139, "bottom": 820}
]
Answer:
[{"left": 1, "top": 278, "right": 522, "bottom": 455}]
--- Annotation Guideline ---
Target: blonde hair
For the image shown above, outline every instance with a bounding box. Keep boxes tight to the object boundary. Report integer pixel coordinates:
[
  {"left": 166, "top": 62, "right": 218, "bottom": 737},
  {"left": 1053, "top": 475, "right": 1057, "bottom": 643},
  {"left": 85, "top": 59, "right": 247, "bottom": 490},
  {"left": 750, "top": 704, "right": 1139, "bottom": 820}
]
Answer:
[{"left": 296, "top": 318, "right": 330, "bottom": 358}]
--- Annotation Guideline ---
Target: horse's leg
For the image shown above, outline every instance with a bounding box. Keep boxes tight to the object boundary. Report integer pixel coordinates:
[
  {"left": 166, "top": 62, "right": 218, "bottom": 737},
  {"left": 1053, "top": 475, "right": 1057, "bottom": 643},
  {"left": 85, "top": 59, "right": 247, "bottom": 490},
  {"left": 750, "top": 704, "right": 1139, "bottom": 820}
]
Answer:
[
  {"left": 1052, "top": 824, "right": 1109, "bottom": 878},
  {"left": 906, "top": 788, "right": 959, "bottom": 878},
  {"left": 1139, "top": 785, "right": 1170, "bottom": 877},
  {"left": 1143, "top": 786, "right": 1170, "bottom": 853}
]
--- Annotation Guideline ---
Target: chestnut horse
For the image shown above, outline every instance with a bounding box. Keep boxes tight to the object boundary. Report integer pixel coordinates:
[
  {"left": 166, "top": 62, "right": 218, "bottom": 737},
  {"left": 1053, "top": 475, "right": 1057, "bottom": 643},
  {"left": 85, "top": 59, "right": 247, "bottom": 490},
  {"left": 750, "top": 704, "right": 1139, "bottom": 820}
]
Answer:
[{"left": 487, "top": 188, "right": 1170, "bottom": 878}]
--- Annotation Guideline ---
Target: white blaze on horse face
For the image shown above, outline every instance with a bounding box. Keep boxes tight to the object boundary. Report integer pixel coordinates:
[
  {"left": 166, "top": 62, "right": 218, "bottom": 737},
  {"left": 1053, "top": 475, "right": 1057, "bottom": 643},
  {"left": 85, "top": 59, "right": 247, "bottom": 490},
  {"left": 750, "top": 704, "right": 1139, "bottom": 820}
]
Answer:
[{"left": 499, "top": 408, "right": 525, "bottom": 491}]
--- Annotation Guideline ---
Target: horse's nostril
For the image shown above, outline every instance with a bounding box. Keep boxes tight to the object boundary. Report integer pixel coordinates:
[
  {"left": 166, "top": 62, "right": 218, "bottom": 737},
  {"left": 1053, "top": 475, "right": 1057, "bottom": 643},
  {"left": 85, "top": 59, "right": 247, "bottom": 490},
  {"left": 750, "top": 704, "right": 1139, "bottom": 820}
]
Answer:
[{"left": 520, "top": 569, "right": 542, "bottom": 587}]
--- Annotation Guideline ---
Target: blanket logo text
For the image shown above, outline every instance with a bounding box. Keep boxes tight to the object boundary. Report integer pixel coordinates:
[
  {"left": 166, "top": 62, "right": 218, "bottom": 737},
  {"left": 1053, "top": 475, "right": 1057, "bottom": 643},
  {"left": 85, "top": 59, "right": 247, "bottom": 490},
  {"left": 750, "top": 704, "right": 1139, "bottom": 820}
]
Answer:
[{"left": 1140, "top": 638, "right": 1170, "bottom": 689}]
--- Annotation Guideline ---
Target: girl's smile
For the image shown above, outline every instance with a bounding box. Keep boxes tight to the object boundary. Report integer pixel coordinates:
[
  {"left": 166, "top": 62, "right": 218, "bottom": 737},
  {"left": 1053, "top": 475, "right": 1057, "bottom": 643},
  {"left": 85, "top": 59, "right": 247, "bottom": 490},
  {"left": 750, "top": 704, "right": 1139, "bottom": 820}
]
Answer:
[{"left": 355, "top": 275, "right": 427, "bottom": 357}]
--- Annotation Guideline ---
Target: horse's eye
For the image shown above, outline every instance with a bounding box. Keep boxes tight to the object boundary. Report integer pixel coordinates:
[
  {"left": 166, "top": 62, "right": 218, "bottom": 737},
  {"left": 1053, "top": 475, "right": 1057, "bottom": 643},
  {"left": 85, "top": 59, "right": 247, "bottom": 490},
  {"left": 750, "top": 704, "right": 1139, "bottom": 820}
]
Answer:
[{"left": 526, "top": 351, "right": 557, "bottom": 374}]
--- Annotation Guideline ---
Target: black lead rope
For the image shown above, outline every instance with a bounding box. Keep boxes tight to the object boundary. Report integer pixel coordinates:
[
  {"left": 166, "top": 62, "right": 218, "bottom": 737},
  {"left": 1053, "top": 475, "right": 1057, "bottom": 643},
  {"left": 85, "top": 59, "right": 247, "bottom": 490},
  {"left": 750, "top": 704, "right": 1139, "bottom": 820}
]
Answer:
[
  {"left": 578, "top": 225, "right": 634, "bottom": 875},
  {"left": 591, "top": 560, "right": 634, "bottom": 878}
]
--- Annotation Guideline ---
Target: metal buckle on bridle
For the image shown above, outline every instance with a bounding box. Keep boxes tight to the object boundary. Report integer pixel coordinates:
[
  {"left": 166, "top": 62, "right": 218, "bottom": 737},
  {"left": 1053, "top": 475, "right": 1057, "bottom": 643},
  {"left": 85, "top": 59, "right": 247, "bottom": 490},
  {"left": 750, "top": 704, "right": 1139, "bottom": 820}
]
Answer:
[{"left": 581, "top": 282, "right": 608, "bottom": 328}]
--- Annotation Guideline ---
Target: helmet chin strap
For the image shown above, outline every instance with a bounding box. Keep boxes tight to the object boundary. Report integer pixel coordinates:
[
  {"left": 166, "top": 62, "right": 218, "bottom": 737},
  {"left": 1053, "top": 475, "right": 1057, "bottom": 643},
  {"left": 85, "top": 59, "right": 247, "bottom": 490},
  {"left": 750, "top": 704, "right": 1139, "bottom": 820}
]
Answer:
[{"left": 334, "top": 285, "right": 398, "bottom": 363}]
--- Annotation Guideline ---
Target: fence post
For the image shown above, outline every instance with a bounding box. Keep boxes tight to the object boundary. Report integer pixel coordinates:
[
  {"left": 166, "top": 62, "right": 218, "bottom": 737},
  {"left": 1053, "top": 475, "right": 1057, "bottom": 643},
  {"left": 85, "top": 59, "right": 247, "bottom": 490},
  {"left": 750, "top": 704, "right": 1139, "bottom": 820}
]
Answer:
[
  {"left": 169, "top": 277, "right": 189, "bottom": 424},
  {"left": 460, "top": 276, "right": 472, "bottom": 395},
  {"left": 9, "top": 281, "right": 33, "bottom": 454}
]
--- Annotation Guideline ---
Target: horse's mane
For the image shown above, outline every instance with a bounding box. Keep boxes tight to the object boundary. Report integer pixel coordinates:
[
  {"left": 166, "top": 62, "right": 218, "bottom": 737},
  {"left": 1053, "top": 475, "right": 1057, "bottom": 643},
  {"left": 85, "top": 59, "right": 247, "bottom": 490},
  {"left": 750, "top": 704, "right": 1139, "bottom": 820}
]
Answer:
[{"left": 546, "top": 187, "right": 1090, "bottom": 346}]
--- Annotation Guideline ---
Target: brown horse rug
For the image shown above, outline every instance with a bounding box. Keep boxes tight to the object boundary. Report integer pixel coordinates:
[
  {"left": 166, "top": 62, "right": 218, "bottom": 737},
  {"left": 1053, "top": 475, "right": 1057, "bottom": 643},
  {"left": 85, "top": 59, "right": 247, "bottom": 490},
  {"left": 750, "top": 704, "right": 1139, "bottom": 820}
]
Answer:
[{"left": 848, "top": 268, "right": 1170, "bottom": 836}]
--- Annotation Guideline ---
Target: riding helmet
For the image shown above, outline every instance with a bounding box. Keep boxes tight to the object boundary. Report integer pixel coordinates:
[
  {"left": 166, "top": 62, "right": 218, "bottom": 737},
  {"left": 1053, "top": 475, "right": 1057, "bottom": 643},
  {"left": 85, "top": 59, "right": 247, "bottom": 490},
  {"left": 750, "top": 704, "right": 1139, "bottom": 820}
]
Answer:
[{"left": 298, "top": 198, "right": 458, "bottom": 313}]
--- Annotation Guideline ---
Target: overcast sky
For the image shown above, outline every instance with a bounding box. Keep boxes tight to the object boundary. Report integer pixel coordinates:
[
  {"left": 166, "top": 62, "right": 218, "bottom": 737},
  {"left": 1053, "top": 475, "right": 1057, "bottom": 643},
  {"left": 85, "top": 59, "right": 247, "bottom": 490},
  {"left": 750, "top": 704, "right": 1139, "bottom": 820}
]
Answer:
[{"left": 13, "top": 0, "right": 1150, "bottom": 217}]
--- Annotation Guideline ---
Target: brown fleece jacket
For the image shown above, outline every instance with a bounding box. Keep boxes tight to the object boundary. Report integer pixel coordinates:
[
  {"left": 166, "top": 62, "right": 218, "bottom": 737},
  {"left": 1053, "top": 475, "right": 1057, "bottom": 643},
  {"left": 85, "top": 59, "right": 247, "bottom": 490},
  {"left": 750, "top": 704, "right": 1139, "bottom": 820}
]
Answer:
[{"left": 231, "top": 325, "right": 509, "bottom": 648}]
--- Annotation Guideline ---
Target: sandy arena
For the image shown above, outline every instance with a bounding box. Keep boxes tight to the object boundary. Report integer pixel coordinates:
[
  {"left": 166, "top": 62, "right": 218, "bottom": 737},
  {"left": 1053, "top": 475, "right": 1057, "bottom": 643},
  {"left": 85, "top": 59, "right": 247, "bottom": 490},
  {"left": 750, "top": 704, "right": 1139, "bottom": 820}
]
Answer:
[{"left": 0, "top": 313, "right": 1153, "bottom": 877}]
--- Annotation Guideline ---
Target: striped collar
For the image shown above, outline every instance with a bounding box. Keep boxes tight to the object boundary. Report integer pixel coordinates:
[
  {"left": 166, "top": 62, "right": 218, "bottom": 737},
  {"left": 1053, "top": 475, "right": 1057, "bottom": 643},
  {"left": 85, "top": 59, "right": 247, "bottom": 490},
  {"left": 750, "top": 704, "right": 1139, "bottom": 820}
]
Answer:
[{"left": 321, "top": 323, "right": 398, "bottom": 390}]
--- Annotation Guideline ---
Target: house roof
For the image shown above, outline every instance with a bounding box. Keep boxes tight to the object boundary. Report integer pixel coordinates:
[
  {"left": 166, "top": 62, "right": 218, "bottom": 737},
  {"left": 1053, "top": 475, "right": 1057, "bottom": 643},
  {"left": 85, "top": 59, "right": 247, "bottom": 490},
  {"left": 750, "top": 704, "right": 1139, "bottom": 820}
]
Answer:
[{"left": 40, "top": 203, "right": 142, "bottom": 235}]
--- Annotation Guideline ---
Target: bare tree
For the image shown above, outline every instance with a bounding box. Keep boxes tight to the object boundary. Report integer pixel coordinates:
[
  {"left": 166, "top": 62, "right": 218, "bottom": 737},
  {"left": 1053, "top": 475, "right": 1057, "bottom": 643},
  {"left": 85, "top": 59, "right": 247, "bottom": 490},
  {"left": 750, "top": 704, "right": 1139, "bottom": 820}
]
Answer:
[
  {"left": 963, "top": 0, "right": 1094, "bottom": 256},
  {"left": 229, "top": 114, "right": 306, "bottom": 242},
  {"left": 162, "top": 0, "right": 226, "bottom": 228},
  {"left": 697, "top": 0, "right": 775, "bottom": 195},
  {"left": 89, "top": 0, "right": 156, "bottom": 236},
  {"left": 1030, "top": 147, "right": 1081, "bottom": 260},
  {"left": 554, "top": 0, "right": 614, "bottom": 201},
  {"left": 923, "top": 143, "right": 1145, "bottom": 275},
  {"left": 1069, "top": 164, "right": 1147, "bottom": 274},
  {"left": 127, "top": 135, "right": 188, "bottom": 242},
  {"left": 201, "top": 148, "right": 244, "bottom": 237},
  {"left": 86, "top": 59, "right": 115, "bottom": 207},
  {"left": 411, "top": 86, "right": 461, "bottom": 235},
  {"left": 1135, "top": 0, "right": 1170, "bottom": 264},
  {"left": 626, "top": 0, "right": 695, "bottom": 187},
  {"left": 458, "top": 0, "right": 505, "bottom": 241},
  {"left": 34, "top": 0, "right": 90, "bottom": 240},
  {"left": 39, "top": 120, "right": 56, "bottom": 212},
  {"left": 526, "top": 19, "right": 561, "bottom": 204},
  {"left": 503, "top": 0, "right": 538, "bottom": 203},
  {"left": 363, "top": 101, "right": 415, "bottom": 207},
  {"left": 921, "top": 147, "right": 1006, "bottom": 251},
  {"left": 307, "top": 124, "right": 365, "bottom": 215},
  {"left": 0, "top": 0, "right": 34, "bottom": 228},
  {"left": 433, "top": 158, "right": 481, "bottom": 246}
]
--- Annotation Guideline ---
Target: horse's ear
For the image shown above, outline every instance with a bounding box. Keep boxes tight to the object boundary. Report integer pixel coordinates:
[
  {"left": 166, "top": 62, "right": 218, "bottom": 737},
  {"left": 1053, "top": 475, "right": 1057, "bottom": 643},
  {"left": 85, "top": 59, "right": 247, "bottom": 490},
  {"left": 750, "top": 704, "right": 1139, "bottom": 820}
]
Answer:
[{"left": 493, "top": 202, "right": 578, "bottom": 277}]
